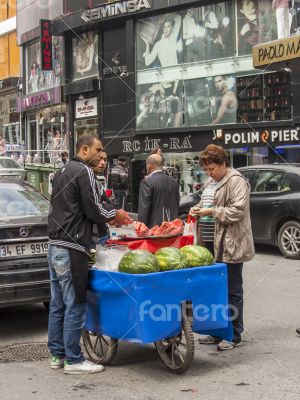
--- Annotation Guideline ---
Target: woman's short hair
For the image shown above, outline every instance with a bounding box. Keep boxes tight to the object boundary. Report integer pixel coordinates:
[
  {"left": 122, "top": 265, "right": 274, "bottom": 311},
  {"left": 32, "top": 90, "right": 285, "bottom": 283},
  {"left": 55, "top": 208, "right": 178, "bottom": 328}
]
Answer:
[{"left": 200, "top": 144, "right": 230, "bottom": 167}]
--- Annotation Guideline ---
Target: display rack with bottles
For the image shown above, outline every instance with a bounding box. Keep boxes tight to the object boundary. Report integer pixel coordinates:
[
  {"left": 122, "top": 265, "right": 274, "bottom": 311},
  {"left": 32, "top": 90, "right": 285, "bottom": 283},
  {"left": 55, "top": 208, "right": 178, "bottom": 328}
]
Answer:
[{"left": 236, "top": 72, "right": 292, "bottom": 123}]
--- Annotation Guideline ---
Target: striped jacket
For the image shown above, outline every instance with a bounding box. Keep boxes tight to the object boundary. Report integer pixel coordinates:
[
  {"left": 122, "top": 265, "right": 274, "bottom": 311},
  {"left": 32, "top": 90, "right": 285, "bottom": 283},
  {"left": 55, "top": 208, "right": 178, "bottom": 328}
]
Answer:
[{"left": 48, "top": 156, "right": 116, "bottom": 253}]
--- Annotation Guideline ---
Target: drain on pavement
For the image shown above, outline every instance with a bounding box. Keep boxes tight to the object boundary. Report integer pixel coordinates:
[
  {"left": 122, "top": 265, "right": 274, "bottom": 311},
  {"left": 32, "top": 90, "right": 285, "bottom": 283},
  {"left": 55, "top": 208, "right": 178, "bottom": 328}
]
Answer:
[{"left": 0, "top": 342, "right": 50, "bottom": 363}]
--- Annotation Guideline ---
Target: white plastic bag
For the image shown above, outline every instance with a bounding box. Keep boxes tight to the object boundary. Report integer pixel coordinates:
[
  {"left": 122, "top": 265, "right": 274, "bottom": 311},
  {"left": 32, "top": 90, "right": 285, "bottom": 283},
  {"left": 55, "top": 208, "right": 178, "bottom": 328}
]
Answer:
[
  {"left": 92, "top": 244, "right": 129, "bottom": 271},
  {"left": 183, "top": 215, "right": 198, "bottom": 244}
]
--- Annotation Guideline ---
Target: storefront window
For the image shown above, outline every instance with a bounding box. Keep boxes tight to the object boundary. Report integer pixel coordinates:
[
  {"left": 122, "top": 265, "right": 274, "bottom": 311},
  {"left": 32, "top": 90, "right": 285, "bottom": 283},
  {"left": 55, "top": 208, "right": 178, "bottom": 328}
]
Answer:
[
  {"left": 26, "top": 37, "right": 64, "bottom": 94},
  {"left": 26, "top": 104, "right": 68, "bottom": 164},
  {"left": 72, "top": 31, "right": 98, "bottom": 80},
  {"left": 74, "top": 117, "right": 99, "bottom": 144},
  {"left": 0, "top": 93, "right": 22, "bottom": 157},
  {"left": 237, "top": 71, "right": 292, "bottom": 123}
]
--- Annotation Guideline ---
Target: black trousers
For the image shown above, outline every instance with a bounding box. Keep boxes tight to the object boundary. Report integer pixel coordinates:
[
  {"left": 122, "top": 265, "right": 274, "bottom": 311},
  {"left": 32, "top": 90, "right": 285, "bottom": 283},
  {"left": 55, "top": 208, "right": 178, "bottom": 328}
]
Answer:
[{"left": 227, "top": 263, "right": 244, "bottom": 343}]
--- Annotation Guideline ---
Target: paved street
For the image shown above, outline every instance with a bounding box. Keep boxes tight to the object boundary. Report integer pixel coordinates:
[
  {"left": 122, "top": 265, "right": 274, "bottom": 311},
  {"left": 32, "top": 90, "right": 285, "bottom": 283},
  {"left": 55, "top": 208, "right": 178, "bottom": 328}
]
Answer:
[{"left": 1, "top": 245, "right": 300, "bottom": 400}]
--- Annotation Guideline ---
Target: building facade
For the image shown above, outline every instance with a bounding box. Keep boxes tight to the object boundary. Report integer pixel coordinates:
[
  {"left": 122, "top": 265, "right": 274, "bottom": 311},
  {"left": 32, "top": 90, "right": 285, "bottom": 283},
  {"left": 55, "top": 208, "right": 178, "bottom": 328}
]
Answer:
[
  {"left": 16, "top": 0, "right": 66, "bottom": 164},
  {"left": 16, "top": 0, "right": 300, "bottom": 210},
  {"left": 0, "top": 0, "right": 20, "bottom": 157}
]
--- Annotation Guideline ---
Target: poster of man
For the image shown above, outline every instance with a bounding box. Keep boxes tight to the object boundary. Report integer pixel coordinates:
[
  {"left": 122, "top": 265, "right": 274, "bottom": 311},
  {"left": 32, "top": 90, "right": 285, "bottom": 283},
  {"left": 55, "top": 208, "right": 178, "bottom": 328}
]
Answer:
[
  {"left": 184, "top": 75, "right": 237, "bottom": 126},
  {"left": 72, "top": 31, "right": 98, "bottom": 80},
  {"left": 136, "top": 81, "right": 184, "bottom": 130}
]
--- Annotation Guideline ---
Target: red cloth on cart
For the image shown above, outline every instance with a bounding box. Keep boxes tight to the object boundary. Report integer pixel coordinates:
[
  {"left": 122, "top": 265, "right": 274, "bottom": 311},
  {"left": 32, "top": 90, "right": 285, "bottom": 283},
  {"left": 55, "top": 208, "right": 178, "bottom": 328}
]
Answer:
[{"left": 108, "top": 235, "right": 194, "bottom": 253}]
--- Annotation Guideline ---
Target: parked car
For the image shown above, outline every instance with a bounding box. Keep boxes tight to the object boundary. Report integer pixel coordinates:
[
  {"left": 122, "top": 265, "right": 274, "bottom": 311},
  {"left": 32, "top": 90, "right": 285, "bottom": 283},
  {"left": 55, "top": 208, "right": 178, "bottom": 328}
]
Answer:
[
  {"left": 239, "top": 164, "right": 300, "bottom": 259},
  {"left": 0, "top": 156, "right": 26, "bottom": 180},
  {"left": 0, "top": 177, "right": 50, "bottom": 308},
  {"left": 179, "top": 164, "right": 300, "bottom": 259}
]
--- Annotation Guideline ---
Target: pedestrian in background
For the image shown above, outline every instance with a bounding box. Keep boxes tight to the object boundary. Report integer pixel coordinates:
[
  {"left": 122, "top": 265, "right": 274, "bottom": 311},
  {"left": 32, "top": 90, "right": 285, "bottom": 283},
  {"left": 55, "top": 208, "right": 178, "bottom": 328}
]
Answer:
[
  {"left": 193, "top": 144, "right": 254, "bottom": 351},
  {"left": 92, "top": 150, "right": 114, "bottom": 246},
  {"left": 138, "top": 154, "right": 179, "bottom": 228},
  {"left": 110, "top": 156, "right": 129, "bottom": 209}
]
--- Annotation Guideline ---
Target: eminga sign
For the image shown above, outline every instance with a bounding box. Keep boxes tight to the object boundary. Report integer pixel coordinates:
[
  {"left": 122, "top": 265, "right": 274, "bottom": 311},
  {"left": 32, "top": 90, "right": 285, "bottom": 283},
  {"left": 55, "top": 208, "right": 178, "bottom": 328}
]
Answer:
[
  {"left": 81, "top": 0, "right": 151, "bottom": 22},
  {"left": 253, "top": 34, "right": 300, "bottom": 67}
]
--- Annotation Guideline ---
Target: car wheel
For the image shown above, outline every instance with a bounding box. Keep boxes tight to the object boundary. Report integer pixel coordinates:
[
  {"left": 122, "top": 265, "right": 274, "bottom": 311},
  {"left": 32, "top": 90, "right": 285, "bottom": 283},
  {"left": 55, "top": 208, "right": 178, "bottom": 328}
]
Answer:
[{"left": 278, "top": 221, "right": 300, "bottom": 260}]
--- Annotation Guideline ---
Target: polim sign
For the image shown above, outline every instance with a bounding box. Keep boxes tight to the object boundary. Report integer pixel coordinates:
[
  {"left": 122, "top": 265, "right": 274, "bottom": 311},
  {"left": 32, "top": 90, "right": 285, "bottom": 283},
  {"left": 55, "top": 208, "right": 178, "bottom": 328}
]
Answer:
[
  {"left": 81, "top": 0, "right": 151, "bottom": 22},
  {"left": 223, "top": 127, "right": 300, "bottom": 146}
]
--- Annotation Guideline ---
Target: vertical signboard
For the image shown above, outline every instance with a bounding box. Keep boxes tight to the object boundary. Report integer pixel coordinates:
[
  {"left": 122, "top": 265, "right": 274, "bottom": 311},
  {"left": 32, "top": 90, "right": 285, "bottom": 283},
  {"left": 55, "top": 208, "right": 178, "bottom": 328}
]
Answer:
[{"left": 40, "top": 19, "right": 53, "bottom": 71}]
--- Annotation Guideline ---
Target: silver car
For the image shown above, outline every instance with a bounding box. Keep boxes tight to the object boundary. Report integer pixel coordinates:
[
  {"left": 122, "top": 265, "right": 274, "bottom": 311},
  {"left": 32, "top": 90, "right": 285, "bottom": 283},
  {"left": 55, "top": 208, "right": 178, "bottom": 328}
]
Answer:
[
  {"left": 0, "top": 156, "right": 26, "bottom": 180},
  {"left": 0, "top": 177, "right": 50, "bottom": 308}
]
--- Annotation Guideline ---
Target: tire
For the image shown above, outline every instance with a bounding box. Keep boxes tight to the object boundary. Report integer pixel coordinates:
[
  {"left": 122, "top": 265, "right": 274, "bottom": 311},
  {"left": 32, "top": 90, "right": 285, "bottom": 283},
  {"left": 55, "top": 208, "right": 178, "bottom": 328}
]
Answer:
[
  {"left": 278, "top": 220, "right": 300, "bottom": 260},
  {"left": 155, "top": 314, "right": 195, "bottom": 374},
  {"left": 82, "top": 329, "right": 118, "bottom": 365}
]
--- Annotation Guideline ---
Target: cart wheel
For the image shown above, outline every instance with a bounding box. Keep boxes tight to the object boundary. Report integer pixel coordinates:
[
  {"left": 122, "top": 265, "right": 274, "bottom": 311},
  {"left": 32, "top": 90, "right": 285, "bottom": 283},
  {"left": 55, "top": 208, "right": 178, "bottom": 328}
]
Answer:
[
  {"left": 154, "top": 314, "right": 195, "bottom": 374},
  {"left": 82, "top": 329, "right": 118, "bottom": 365}
]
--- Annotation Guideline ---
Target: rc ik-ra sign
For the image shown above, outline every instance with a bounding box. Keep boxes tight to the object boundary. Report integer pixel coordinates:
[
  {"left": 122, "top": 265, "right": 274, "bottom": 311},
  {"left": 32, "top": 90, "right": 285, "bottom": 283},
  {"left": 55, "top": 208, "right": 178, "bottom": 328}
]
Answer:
[{"left": 81, "top": 0, "right": 151, "bottom": 22}]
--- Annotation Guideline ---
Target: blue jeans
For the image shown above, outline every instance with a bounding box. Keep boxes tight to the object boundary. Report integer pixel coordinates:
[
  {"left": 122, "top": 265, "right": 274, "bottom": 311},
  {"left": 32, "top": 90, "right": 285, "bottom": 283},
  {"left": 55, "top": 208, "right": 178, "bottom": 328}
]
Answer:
[{"left": 47, "top": 245, "right": 86, "bottom": 364}]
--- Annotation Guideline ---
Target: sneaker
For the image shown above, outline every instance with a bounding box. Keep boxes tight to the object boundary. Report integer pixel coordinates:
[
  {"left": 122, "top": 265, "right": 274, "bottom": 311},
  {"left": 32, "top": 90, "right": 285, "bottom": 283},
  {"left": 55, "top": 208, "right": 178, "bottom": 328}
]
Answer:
[
  {"left": 64, "top": 360, "right": 105, "bottom": 375},
  {"left": 198, "top": 335, "right": 220, "bottom": 344},
  {"left": 217, "top": 340, "right": 242, "bottom": 351},
  {"left": 51, "top": 356, "right": 64, "bottom": 370}
]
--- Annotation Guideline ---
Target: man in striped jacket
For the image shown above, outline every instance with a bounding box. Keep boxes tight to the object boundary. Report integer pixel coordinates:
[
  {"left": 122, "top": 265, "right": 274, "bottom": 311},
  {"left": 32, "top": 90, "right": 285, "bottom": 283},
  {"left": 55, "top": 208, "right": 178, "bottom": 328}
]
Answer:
[{"left": 48, "top": 134, "right": 128, "bottom": 375}]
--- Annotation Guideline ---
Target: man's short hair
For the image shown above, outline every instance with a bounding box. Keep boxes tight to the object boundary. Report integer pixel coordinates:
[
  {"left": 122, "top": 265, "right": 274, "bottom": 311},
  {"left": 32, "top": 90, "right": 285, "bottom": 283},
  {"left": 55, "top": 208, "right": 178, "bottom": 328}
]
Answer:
[
  {"left": 214, "top": 75, "right": 225, "bottom": 81},
  {"left": 75, "top": 134, "right": 97, "bottom": 154},
  {"left": 118, "top": 157, "right": 127, "bottom": 162},
  {"left": 147, "top": 154, "right": 163, "bottom": 168}
]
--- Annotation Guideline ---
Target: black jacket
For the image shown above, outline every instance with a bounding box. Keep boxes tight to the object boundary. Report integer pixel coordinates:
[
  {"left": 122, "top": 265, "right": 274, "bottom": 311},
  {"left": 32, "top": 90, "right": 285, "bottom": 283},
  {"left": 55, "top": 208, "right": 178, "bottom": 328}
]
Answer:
[
  {"left": 110, "top": 163, "right": 128, "bottom": 190},
  {"left": 48, "top": 156, "right": 116, "bottom": 253},
  {"left": 138, "top": 171, "right": 180, "bottom": 228}
]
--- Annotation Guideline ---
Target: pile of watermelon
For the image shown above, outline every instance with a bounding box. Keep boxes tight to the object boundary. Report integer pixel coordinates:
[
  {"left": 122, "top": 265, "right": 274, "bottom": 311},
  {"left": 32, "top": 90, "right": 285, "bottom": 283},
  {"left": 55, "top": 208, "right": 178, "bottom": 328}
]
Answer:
[
  {"left": 118, "top": 245, "right": 214, "bottom": 274},
  {"left": 134, "top": 219, "right": 183, "bottom": 238},
  {"left": 118, "top": 250, "right": 160, "bottom": 274}
]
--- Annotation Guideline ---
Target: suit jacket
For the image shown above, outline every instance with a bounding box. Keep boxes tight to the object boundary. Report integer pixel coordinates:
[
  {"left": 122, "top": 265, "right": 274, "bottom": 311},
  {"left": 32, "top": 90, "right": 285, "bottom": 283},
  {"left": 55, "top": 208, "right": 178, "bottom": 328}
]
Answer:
[{"left": 138, "top": 171, "right": 180, "bottom": 228}]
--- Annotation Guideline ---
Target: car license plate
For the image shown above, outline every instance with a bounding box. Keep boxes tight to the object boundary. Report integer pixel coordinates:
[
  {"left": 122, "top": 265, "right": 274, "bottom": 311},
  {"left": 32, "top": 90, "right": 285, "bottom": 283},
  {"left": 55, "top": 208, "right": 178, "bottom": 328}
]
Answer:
[{"left": 0, "top": 242, "right": 48, "bottom": 258}]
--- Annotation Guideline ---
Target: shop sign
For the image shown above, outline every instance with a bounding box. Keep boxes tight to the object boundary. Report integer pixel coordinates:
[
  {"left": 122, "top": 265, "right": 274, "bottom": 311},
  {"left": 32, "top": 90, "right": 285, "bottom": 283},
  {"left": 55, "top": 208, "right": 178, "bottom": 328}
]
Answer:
[
  {"left": 81, "top": 0, "right": 151, "bottom": 22},
  {"left": 103, "top": 53, "right": 128, "bottom": 77},
  {"left": 17, "top": 87, "right": 61, "bottom": 112},
  {"left": 0, "top": 107, "right": 17, "bottom": 116},
  {"left": 122, "top": 136, "right": 192, "bottom": 153},
  {"left": 219, "top": 127, "right": 300, "bottom": 147},
  {"left": 40, "top": 20, "right": 53, "bottom": 71},
  {"left": 253, "top": 34, "right": 300, "bottom": 67},
  {"left": 75, "top": 97, "right": 98, "bottom": 118}
]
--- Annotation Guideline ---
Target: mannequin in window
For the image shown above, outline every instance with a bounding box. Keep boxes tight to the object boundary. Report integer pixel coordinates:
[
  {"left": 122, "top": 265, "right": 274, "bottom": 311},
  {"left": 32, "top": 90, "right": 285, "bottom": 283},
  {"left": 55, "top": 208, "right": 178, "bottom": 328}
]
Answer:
[{"left": 272, "top": 0, "right": 292, "bottom": 38}]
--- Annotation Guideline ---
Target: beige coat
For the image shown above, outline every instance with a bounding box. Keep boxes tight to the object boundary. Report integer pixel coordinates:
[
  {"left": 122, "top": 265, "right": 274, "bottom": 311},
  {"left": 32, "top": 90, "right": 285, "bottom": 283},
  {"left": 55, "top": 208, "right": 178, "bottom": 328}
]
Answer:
[{"left": 212, "top": 169, "right": 255, "bottom": 264}]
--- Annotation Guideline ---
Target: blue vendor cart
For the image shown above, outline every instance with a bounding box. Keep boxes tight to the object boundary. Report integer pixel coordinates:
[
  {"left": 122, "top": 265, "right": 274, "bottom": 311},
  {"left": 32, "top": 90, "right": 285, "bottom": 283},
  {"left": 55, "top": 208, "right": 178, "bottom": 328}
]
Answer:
[{"left": 83, "top": 263, "right": 232, "bottom": 374}]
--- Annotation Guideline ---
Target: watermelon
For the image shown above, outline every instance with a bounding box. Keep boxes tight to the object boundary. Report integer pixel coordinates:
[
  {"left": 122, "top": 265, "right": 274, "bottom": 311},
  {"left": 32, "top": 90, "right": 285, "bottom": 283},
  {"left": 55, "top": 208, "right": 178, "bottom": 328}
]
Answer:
[
  {"left": 155, "top": 247, "right": 187, "bottom": 271},
  {"left": 180, "top": 245, "right": 214, "bottom": 267},
  {"left": 118, "top": 250, "right": 159, "bottom": 274}
]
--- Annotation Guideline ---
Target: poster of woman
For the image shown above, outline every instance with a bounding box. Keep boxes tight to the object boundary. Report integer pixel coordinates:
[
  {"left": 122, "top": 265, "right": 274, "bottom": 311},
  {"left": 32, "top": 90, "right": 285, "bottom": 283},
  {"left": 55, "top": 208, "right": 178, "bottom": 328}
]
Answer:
[{"left": 72, "top": 31, "right": 98, "bottom": 80}]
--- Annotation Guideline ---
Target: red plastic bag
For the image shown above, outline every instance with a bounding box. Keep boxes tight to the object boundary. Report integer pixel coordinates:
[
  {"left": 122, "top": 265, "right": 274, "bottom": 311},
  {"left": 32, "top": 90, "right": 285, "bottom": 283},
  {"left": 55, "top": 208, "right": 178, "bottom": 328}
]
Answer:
[{"left": 183, "top": 214, "right": 197, "bottom": 244}]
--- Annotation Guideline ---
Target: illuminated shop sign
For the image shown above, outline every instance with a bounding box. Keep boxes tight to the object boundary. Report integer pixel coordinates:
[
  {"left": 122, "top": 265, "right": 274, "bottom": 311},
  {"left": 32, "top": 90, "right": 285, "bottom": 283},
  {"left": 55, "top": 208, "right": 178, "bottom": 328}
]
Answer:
[
  {"left": 81, "top": 0, "right": 151, "bottom": 22},
  {"left": 17, "top": 87, "right": 61, "bottom": 112},
  {"left": 219, "top": 127, "right": 300, "bottom": 147},
  {"left": 40, "top": 19, "right": 53, "bottom": 71}
]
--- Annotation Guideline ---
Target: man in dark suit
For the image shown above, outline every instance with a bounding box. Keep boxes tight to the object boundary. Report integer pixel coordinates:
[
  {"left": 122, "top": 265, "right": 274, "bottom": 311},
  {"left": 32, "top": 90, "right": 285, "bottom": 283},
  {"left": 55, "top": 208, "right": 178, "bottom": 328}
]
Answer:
[{"left": 138, "top": 154, "right": 180, "bottom": 228}]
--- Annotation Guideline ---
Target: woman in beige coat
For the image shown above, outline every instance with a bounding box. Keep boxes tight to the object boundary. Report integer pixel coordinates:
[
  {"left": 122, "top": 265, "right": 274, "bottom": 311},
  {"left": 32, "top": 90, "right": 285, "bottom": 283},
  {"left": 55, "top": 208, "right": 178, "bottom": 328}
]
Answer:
[{"left": 192, "top": 144, "right": 255, "bottom": 351}]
